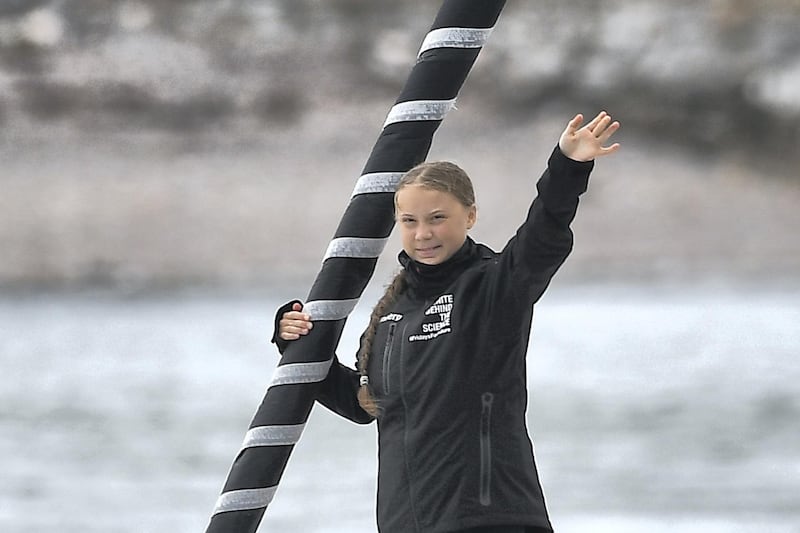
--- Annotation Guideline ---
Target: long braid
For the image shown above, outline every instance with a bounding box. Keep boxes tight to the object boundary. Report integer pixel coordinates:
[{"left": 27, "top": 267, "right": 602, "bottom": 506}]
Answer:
[{"left": 357, "top": 270, "right": 407, "bottom": 416}]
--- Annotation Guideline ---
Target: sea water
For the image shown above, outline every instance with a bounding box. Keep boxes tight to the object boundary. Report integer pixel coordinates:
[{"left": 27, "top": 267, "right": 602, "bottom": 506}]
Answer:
[{"left": 1, "top": 283, "right": 798, "bottom": 533}]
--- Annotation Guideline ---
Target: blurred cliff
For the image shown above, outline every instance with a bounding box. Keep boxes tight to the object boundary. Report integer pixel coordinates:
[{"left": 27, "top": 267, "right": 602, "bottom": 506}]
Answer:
[{"left": 2, "top": 0, "right": 799, "bottom": 291}]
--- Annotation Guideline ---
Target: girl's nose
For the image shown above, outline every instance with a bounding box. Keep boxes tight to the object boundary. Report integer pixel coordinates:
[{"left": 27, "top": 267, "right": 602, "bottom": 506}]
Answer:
[{"left": 415, "top": 224, "right": 433, "bottom": 240}]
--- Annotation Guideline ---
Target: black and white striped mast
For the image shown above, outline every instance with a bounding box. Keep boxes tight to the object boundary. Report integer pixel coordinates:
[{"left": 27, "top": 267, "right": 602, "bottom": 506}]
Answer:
[{"left": 205, "top": 2, "right": 506, "bottom": 531}]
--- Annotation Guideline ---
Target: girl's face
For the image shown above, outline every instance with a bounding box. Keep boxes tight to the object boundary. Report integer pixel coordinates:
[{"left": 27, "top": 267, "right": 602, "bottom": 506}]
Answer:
[{"left": 395, "top": 184, "right": 476, "bottom": 265}]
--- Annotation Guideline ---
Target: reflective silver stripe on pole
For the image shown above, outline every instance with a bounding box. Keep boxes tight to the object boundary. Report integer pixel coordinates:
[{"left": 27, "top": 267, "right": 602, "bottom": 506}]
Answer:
[
  {"left": 269, "top": 359, "right": 333, "bottom": 388},
  {"left": 418, "top": 27, "right": 494, "bottom": 55},
  {"left": 242, "top": 424, "right": 306, "bottom": 449},
  {"left": 324, "top": 237, "right": 389, "bottom": 260},
  {"left": 351, "top": 172, "right": 404, "bottom": 196},
  {"left": 303, "top": 298, "right": 360, "bottom": 321},
  {"left": 383, "top": 98, "right": 457, "bottom": 127},
  {"left": 213, "top": 487, "right": 277, "bottom": 514}
]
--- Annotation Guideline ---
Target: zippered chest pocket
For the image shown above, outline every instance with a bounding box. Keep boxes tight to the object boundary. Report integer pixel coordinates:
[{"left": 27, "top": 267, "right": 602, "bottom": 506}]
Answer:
[
  {"left": 479, "top": 391, "right": 494, "bottom": 506},
  {"left": 381, "top": 323, "right": 397, "bottom": 395}
]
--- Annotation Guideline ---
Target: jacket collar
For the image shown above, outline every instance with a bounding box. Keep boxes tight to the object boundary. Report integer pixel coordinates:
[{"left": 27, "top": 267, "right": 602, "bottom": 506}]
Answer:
[{"left": 398, "top": 237, "right": 479, "bottom": 298}]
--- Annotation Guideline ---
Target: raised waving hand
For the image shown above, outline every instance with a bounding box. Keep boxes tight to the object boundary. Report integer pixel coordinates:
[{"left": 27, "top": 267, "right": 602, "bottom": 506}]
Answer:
[{"left": 558, "top": 111, "right": 621, "bottom": 162}]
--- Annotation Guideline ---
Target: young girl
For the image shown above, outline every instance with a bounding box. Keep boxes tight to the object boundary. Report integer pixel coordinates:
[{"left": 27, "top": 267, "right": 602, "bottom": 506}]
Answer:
[{"left": 272, "top": 111, "right": 620, "bottom": 533}]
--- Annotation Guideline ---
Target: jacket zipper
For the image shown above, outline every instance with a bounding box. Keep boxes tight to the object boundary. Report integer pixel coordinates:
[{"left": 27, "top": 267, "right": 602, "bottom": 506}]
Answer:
[
  {"left": 381, "top": 323, "right": 396, "bottom": 395},
  {"left": 479, "top": 391, "right": 494, "bottom": 506},
  {"left": 398, "top": 324, "right": 422, "bottom": 531}
]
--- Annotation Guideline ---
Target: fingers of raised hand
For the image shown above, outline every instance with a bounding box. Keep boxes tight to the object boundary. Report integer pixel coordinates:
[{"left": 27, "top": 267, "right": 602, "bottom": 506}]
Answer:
[
  {"left": 598, "top": 141, "right": 621, "bottom": 157},
  {"left": 587, "top": 112, "right": 621, "bottom": 156},
  {"left": 584, "top": 111, "right": 608, "bottom": 134},
  {"left": 598, "top": 120, "right": 620, "bottom": 143},
  {"left": 560, "top": 111, "right": 621, "bottom": 161},
  {"left": 567, "top": 113, "right": 584, "bottom": 134},
  {"left": 597, "top": 116, "right": 621, "bottom": 153},
  {"left": 584, "top": 111, "right": 617, "bottom": 138}
]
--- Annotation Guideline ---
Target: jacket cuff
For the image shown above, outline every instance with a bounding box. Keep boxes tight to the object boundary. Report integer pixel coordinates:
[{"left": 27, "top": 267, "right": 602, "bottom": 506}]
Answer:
[
  {"left": 546, "top": 144, "right": 594, "bottom": 198},
  {"left": 271, "top": 299, "right": 303, "bottom": 355}
]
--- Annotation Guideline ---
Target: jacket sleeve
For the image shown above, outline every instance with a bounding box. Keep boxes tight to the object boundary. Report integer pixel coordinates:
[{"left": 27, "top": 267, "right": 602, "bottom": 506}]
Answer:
[
  {"left": 499, "top": 145, "right": 594, "bottom": 303},
  {"left": 315, "top": 356, "right": 375, "bottom": 425},
  {"left": 270, "top": 300, "right": 374, "bottom": 424}
]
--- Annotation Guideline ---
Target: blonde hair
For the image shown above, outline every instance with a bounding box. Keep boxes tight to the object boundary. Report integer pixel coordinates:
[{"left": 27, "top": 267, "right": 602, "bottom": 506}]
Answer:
[
  {"left": 395, "top": 160, "right": 475, "bottom": 208},
  {"left": 356, "top": 161, "right": 475, "bottom": 416}
]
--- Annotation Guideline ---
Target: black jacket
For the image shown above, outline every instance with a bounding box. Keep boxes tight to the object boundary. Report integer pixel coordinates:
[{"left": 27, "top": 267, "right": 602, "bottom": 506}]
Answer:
[{"left": 273, "top": 146, "right": 594, "bottom": 533}]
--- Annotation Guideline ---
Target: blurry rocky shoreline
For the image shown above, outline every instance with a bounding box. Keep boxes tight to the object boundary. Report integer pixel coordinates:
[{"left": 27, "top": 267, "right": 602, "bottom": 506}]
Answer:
[{"left": 2, "top": 0, "right": 799, "bottom": 292}]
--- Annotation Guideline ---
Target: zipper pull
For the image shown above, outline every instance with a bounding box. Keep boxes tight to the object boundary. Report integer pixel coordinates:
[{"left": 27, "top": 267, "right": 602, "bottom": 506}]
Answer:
[{"left": 482, "top": 392, "right": 494, "bottom": 408}]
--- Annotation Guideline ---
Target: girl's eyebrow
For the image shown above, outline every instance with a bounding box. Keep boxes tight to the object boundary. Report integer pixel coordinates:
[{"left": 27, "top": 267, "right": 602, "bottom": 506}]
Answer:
[{"left": 397, "top": 208, "right": 448, "bottom": 217}]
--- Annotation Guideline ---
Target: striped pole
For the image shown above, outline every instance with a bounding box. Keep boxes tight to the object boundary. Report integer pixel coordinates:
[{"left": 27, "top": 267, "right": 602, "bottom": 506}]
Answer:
[{"left": 206, "top": 2, "right": 506, "bottom": 531}]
